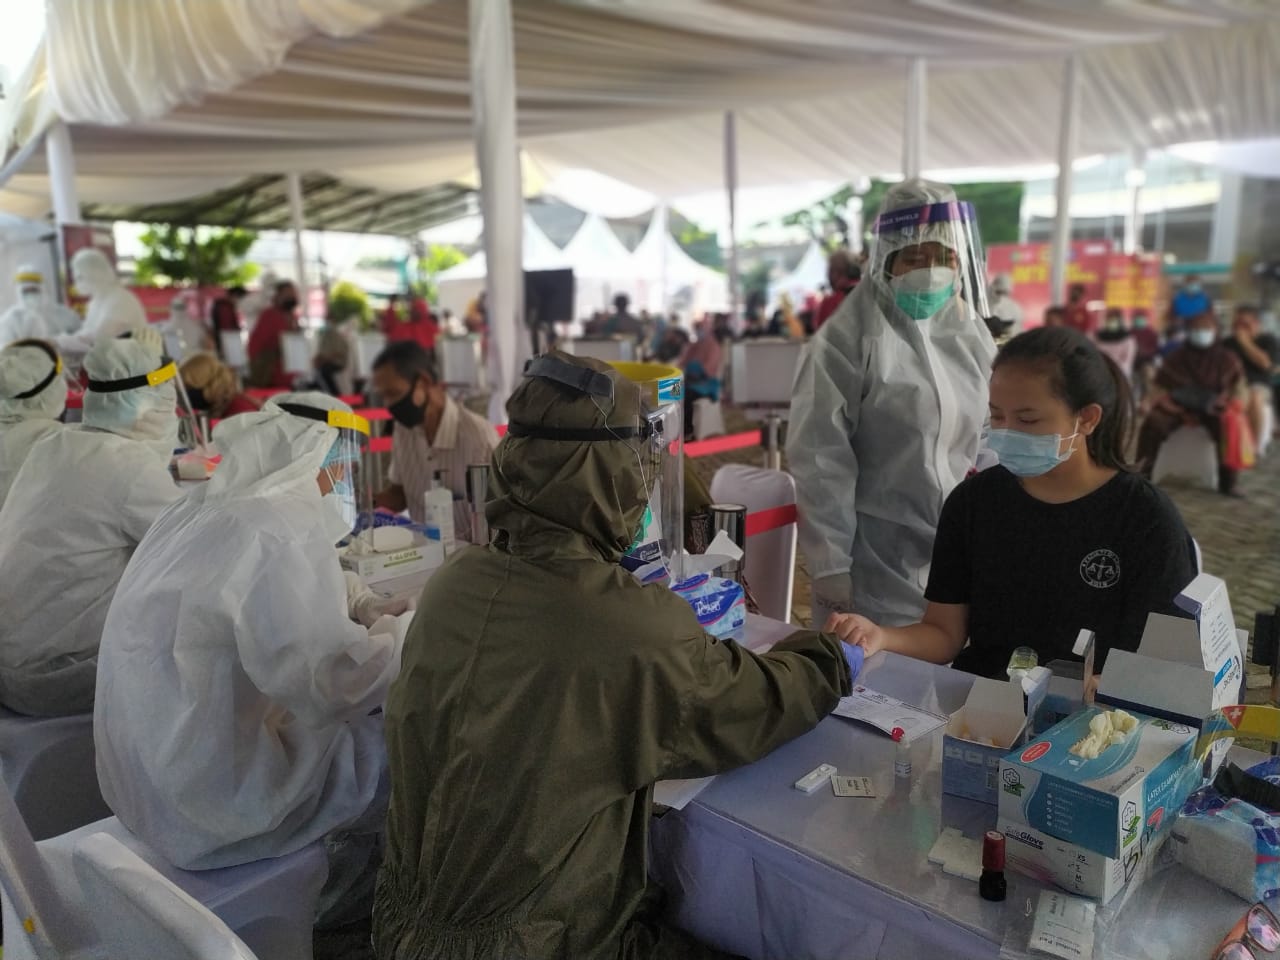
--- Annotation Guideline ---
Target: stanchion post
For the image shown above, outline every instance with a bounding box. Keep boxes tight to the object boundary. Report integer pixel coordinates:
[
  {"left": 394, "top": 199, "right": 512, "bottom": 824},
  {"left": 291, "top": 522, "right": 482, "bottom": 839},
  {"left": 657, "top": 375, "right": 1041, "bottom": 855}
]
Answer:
[
  {"left": 710, "top": 503, "right": 747, "bottom": 584},
  {"left": 762, "top": 414, "right": 783, "bottom": 471},
  {"left": 467, "top": 464, "right": 491, "bottom": 545}
]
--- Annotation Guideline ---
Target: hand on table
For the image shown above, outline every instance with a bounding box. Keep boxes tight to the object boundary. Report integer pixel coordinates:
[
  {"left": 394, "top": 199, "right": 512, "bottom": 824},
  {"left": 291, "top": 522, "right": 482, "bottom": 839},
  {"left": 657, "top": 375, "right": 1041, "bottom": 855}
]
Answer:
[{"left": 824, "top": 612, "right": 887, "bottom": 658}]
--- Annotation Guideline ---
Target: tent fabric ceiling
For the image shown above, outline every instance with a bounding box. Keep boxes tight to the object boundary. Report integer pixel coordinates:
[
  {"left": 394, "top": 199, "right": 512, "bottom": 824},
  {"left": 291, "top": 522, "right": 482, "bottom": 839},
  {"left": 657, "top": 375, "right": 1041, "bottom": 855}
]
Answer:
[
  {"left": 75, "top": 174, "right": 477, "bottom": 237},
  {"left": 2, "top": 0, "right": 1278, "bottom": 217}
]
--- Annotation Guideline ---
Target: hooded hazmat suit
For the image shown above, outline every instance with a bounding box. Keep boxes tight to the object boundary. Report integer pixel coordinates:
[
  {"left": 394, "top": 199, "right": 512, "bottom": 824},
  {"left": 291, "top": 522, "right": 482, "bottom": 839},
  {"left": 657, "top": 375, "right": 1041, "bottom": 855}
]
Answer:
[
  {"left": 0, "top": 339, "right": 181, "bottom": 716},
  {"left": 374, "top": 351, "right": 853, "bottom": 960},
  {"left": 68, "top": 248, "right": 147, "bottom": 344},
  {"left": 94, "top": 392, "right": 399, "bottom": 870},
  {"left": 788, "top": 179, "right": 996, "bottom": 628},
  {"left": 0, "top": 339, "right": 66, "bottom": 507},
  {"left": 0, "top": 266, "right": 81, "bottom": 345}
]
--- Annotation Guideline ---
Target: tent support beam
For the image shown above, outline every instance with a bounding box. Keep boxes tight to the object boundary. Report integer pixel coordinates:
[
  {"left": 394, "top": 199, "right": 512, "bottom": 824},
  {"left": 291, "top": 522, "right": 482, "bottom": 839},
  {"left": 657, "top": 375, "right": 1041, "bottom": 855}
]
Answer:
[
  {"left": 286, "top": 172, "right": 308, "bottom": 308},
  {"left": 47, "top": 121, "right": 82, "bottom": 227},
  {"left": 1123, "top": 148, "right": 1145, "bottom": 255},
  {"left": 0, "top": 128, "right": 47, "bottom": 193},
  {"left": 1049, "top": 55, "right": 1080, "bottom": 306},
  {"left": 903, "top": 58, "right": 927, "bottom": 180},
  {"left": 724, "top": 110, "right": 740, "bottom": 326}
]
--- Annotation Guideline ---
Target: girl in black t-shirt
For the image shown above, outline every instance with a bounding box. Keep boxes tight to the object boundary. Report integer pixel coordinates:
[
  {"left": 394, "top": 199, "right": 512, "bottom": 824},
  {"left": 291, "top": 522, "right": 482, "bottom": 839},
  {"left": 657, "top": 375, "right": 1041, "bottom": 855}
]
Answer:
[{"left": 827, "top": 327, "right": 1195, "bottom": 684}]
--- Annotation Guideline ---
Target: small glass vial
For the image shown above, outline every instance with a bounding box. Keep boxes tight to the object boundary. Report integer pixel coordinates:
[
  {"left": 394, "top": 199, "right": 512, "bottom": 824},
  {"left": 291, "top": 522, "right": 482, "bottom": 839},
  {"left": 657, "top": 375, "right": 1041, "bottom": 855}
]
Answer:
[
  {"left": 1006, "top": 646, "right": 1039, "bottom": 682},
  {"left": 892, "top": 727, "right": 911, "bottom": 778},
  {"left": 979, "top": 831, "right": 1007, "bottom": 902}
]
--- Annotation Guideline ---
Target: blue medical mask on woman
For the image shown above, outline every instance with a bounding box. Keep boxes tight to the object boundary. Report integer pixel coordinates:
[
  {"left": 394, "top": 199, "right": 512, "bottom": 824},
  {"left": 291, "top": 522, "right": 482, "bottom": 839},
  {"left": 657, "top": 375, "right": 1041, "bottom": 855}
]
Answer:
[
  {"left": 987, "top": 418, "right": 1080, "bottom": 477},
  {"left": 891, "top": 267, "right": 956, "bottom": 320}
]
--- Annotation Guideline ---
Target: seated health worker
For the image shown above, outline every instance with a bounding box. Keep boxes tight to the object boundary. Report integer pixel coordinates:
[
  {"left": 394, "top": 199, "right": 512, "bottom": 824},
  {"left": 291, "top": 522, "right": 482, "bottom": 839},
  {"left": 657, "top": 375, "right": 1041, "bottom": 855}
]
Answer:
[
  {"left": 95, "top": 393, "right": 406, "bottom": 921},
  {"left": 0, "top": 337, "right": 182, "bottom": 716},
  {"left": 375, "top": 351, "right": 858, "bottom": 960},
  {"left": 0, "top": 339, "right": 66, "bottom": 507},
  {"left": 827, "top": 327, "right": 1195, "bottom": 682}
]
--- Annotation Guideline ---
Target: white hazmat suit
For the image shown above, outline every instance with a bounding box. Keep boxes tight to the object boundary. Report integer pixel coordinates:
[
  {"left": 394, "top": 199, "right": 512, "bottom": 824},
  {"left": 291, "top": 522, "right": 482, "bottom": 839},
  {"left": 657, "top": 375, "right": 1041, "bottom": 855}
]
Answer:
[
  {"left": 67, "top": 248, "right": 147, "bottom": 345},
  {"left": 95, "top": 392, "right": 402, "bottom": 871},
  {"left": 0, "top": 339, "right": 181, "bottom": 716},
  {"left": 0, "top": 266, "right": 81, "bottom": 345},
  {"left": 0, "top": 339, "right": 66, "bottom": 507},
  {"left": 788, "top": 179, "right": 996, "bottom": 628}
]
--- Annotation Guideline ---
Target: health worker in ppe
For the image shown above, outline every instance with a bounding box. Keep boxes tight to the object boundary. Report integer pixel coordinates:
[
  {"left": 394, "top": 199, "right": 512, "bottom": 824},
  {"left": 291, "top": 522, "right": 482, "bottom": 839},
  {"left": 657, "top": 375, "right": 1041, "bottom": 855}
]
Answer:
[
  {"left": 375, "top": 351, "right": 858, "bottom": 960},
  {"left": 65, "top": 248, "right": 148, "bottom": 348},
  {"left": 95, "top": 392, "right": 407, "bottom": 924},
  {"left": 0, "top": 338, "right": 182, "bottom": 716},
  {"left": 0, "top": 339, "right": 66, "bottom": 506},
  {"left": 788, "top": 178, "right": 997, "bottom": 629},
  {"left": 0, "top": 266, "right": 81, "bottom": 345}
]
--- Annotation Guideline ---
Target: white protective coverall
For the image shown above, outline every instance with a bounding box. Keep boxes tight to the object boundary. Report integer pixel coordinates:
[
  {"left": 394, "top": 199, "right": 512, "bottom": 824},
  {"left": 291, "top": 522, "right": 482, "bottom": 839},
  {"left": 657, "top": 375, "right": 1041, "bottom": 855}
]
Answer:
[
  {"left": 0, "top": 339, "right": 66, "bottom": 507},
  {"left": 0, "top": 339, "right": 181, "bottom": 716},
  {"left": 989, "top": 274, "right": 1025, "bottom": 334},
  {"left": 0, "top": 266, "right": 81, "bottom": 345},
  {"left": 95, "top": 392, "right": 402, "bottom": 871},
  {"left": 65, "top": 248, "right": 148, "bottom": 347},
  {"left": 788, "top": 179, "right": 997, "bottom": 628}
]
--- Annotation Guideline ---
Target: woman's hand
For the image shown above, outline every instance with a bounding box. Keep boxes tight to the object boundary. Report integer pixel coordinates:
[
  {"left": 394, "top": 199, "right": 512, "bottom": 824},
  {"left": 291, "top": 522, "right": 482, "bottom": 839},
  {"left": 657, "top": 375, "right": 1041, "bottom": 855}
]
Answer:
[{"left": 823, "top": 612, "right": 887, "bottom": 657}]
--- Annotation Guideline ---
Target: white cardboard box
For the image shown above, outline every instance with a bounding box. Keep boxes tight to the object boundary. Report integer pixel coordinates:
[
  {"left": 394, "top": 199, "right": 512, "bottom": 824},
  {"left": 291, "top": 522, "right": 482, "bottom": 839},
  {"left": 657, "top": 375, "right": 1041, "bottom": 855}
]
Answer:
[
  {"left": 340, "top": 539, "right": 444, "bottom": 585},
  {"left": 942, "top": 671, "right": 1048, "bottom": 805}
]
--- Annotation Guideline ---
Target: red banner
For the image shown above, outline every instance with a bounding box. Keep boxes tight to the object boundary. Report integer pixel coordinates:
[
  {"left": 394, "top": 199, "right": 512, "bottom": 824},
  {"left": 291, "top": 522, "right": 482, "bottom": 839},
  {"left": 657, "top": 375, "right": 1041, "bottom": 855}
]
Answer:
[
  {"left": 1103, "top": 253, "right": 1167, "bottom": 324},
  {"left": 986, "top": 240, "right": 1112, "bottom": 329}
]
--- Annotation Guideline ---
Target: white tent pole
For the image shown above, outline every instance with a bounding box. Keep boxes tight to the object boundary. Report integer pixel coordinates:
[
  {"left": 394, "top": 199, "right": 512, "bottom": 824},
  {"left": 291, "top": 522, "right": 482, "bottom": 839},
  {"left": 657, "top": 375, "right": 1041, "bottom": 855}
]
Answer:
[
  {"left": 1123, "top": 148, "right": 1146, "bottom": 255},
  {"left": 1049, "top": 55, "right": 1080, "bottom": 305},
  {"left": 658, "top": 203, "right": 670, "bottom": 316},
  {"left": 724, "top": 110, "right": 740, "bottom": 326},
  {"left": 1208, "top": 171, "right": 1243, "bottom": 267},
  {"left": 46, "top": 121, "right": 82, "bottom": 227},
  {"left": 903, "top": 58, "right": 927, "bottom": 180},
  {"left": 469, "top": 0, "right": 524, "bottom": 424},
  {"left": 285, "top": 172, "right": 308, "bottom": 314}
]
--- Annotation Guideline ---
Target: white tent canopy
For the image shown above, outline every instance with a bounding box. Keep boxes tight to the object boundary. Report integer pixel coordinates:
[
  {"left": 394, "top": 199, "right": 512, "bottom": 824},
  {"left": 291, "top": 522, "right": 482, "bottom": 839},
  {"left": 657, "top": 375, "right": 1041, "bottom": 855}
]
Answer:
[
  {"left": 627, "top": 209, "right": 729, "bottom": 319},
  {"left": 769, "top": 241, "right": 829, "bottom": 310},
  {"left": 557, "top": 212, "right": 638, "bottom": 317},
  {"left": 434, "top": 212, "right": 566, "bottom": 318}
]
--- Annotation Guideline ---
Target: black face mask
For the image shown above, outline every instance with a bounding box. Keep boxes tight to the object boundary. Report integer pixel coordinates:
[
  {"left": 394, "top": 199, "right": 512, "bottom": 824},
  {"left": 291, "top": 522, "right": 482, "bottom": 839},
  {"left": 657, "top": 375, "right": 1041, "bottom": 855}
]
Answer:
[
  {"left": 279, "top": 297, "right": 299, "bottom": 311},
  {"left": 388, "top": 390, "right": 426, "bottom": 429},
  {"left": 185, "top": 386, "right": 210, "bottom": 412}
]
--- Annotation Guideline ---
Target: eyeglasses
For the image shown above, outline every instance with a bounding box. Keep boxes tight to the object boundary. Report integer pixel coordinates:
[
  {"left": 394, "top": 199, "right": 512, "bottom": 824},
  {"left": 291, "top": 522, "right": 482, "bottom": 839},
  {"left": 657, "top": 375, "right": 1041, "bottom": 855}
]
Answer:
[{"left": 1213, "top": 903, "right": 1280, "bottom": 960}]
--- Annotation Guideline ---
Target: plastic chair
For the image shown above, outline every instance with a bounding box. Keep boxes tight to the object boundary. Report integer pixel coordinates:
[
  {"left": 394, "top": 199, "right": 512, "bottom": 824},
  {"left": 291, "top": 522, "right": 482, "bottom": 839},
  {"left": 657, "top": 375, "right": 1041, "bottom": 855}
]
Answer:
[
  {"left": 4, "top": 815, "right": 327, "bottom": 960},
  {"left": 729, "top": 339, "right": 805, "bottom": 407},
  {"left": 1151, "top": 425, "right": 1218, "bottom": 490},
  {"left": 0, "top": 706, "right": 111, "bottom": 840},
  {"left": 693, "top": 398, "right": 726, "bottom": 440},
  {"left": 0, "top": 774, "right": 98, "bottom": 958},
  {"left": 1255, "top": 385, "right": 1274, "bottom": 458},
  {"left": 74, "top": 832, "right": 260, "bottom": 960},
  {"left": 710, "top": 464, "right": 798, "bottom": 623}
]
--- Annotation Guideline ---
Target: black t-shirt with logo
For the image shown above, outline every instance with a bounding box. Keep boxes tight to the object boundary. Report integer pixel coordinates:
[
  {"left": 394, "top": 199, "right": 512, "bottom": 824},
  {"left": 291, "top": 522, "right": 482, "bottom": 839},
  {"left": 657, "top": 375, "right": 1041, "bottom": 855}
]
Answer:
[{"left": 925, "top": 467, "right": 1196, "bottom": 680}]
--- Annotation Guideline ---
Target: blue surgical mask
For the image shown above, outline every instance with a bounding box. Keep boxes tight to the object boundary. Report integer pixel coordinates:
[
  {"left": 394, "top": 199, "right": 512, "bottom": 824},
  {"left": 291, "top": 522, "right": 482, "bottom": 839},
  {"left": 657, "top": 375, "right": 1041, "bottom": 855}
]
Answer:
[
  {"left": 322, "top": 473, "right": 357, "bottom": 541},
  {"left": 891, "top": 267, "right": 956, "bottom": 321},
  {"left": 988, "top": 419, "right": 1080, "bottom": 478}
]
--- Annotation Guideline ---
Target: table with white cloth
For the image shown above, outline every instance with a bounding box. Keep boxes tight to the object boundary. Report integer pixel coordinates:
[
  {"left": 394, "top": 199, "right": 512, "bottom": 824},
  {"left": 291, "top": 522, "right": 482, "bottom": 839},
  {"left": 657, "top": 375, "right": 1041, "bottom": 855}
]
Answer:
[{"left": 649, "top": 615, "right": 1261, "bottom": 960}]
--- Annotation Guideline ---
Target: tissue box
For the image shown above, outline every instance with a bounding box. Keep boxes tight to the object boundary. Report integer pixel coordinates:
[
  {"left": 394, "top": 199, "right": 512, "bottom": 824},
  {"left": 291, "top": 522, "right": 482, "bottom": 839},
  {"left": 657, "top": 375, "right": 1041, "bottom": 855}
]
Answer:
[
  {"left": 998, "top": 707, "right": 1200, "bottom": 859},
  {"left": 671, "top": 574, "right": 746, "bottom": 643}
]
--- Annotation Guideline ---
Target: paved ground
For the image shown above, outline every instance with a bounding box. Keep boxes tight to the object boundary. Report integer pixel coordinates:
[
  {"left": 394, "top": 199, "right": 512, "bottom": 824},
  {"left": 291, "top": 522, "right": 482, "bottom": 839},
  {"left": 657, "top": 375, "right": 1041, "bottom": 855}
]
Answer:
[{"left": 317, "top": 409, "right": 1278, "bottom": 959}]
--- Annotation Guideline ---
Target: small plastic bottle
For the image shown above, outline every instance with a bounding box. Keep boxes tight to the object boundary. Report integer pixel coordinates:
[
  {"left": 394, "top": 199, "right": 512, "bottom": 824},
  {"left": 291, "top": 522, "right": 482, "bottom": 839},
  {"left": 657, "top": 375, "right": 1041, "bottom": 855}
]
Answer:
[
  {"left": 979, "top": 831, "right": 1007, "bottom": 902},
  {"left": 1006, "top": 646, "right": 1039, "bottom": 682},
  {"left": 422, "top": 471, "right": 456, "bottom": 555},
  {"left": 892, "top": 727, "right": 911, "bottom": 778}
]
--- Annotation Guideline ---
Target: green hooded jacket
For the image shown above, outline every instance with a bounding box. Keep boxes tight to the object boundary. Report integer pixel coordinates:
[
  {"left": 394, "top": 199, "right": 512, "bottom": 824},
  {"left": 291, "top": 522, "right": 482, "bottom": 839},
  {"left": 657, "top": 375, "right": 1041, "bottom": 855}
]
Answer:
[{"left": 375, "top": 352, "right": 852, "bottom": 960}]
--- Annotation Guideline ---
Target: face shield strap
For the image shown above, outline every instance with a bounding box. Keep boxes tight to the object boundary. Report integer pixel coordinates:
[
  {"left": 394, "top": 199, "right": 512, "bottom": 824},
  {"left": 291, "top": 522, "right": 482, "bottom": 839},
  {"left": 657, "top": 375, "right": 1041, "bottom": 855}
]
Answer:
[
  {"left": 5, "top": 339, "right": 63, "bottom": 400},
  {"left": 86, "top": 361, "right": 178, "bottom": 394},
  {"left": 523, "top": 355, "right": 615, "bottom": 400},
  {"left": 277, "top": 402, "right": 371, "bottom": 437},
  {"left": 506, "top": 420, "right": 655, "bottom": 443},
  {"left": 873, "top": 201, "right": 976, "bottom": 235}
]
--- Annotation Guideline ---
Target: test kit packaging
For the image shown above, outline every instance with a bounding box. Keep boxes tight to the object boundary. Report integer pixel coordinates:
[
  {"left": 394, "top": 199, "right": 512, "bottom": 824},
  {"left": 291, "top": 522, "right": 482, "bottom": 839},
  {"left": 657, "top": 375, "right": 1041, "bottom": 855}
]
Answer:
[
  {"left": 998, "top": 706, "right": 1198, "bottom": 861},
  {"left": 998, "top": 817, "right": 1169, "bottom": 906},
  {"left": 340, "top": 538, "right": 445, "bottom": 585},
  {"left": 671, "top": 574, "right": 746, "bottom": 643},
  {"left": 942, "top": 671, "right": 1048, "bottom": 805}
]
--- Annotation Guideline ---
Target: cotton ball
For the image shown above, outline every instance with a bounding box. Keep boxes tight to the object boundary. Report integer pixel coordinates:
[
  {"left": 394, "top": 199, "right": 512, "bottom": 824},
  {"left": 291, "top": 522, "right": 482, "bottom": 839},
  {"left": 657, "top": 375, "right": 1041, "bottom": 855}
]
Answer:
[
  {"left": 1112, "top": 710, "right": 1138, "bottom": 733},
  {"left": 1089, "top": 712, "right": 1113, "bottom": 739}
]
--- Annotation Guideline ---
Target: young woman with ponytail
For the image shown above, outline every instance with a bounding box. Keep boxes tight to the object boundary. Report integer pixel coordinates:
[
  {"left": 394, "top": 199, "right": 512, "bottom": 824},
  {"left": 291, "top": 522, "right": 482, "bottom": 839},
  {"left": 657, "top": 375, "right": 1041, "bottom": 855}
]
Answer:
[{"left": 826, "top": 326, "right": 1197, "bottom": 683}]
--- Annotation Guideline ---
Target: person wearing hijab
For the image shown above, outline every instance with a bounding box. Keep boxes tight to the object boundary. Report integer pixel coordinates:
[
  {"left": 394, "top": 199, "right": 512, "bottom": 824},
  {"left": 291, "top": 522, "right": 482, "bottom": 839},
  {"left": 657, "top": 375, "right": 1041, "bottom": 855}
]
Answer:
[
  {"left": 679, "top": 317, "right": 725, "bottom": 439},
  {"left": 375, "top": 351, "right": 857, "bottom": 960},
  {"left": 0, "top": 339, "right": 66, "bottom": 507},
  {"left": 95, "top": 392, "right": 407, "bottom": 926},
  {"left": 0, "top": 337, "right": 182, "bottom": 716}
]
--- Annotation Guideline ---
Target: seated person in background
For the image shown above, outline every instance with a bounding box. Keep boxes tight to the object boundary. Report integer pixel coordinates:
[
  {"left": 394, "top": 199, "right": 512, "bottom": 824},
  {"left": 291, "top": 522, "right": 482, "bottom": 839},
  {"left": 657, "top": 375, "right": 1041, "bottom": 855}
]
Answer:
[
  {"left": 1131, "top": 312, "right": 1161, "bottom": 402},
  {"left": 375, "top": 352, "right": 856, "bottom": 960},
  {"left": 813, "top": 249, "right": 860, "bottom": 331},
  {"left": 1223, "top": 303, "right": 1278, "bottom": 452},
  {"left": 605, "top": 292, "right": 643, "bottom": 341},
  {"left": 371, "top": 341, "right": 498, "bottom": 540},
  {"left": 0, "top": 338, "right": 182, "bottom": 716},
  {"left": 1094, "top": 308, "right": 1136, "bottom": 381},
  {"left": 179, "top": 352, "right": 262, "bottom": 419},
  {"left": 827, "top": 327, "right": 1194, "bottom": 689},
  {"left": 653, "top": 324, "right": 690, "bottom": 364},
  {"left": 988, "top": 273, "right": 1024, "bottom": 335},
  {"left": 1169, "top": 274, "right": 1211, "bottom": 335},
  {"left": 314, "top": 309, "right": 354, "bottom": 395},
  {"left": 0, "top": 339, "right": 66, "bottom": 507},
  {"left": 210, "top": 285, "right": 246, "bottom": 337},
  {"left": 1043, "top": 304, "right": 1066, "bottom": 328},
  {"left": 1137, "top": 310, "right": 1245, "bottom": 496},
  {"left": 679, "top": 317, "right": 724, "bottom": 439},
  {"left": 246, "top": 280, "right": 301, "bottom": 389},
  {"left": 1062, "top": 284, "right": 1095, "bottom": 335},
  {"left": 95, "top": 393, "right": 407, "bottom": 926}
]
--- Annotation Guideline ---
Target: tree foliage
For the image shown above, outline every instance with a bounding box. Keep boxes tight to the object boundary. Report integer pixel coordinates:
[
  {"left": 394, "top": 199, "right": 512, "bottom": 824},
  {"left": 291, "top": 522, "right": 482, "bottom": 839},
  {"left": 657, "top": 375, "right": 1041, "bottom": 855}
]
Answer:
[
  {"left": 133, "top": 225, "right": 258, "bottom": 287},
  {"left": 328, "top": 280, "right": 372, "bottom": 328},
  {"left": 412, "top": 244, "right": 468, "bottom": 302},
  {"left": 671, "top": 212, "right": 724, "bottom": 270},
  {"left": 780, "top": 185, "right": 856, "bottom": 249}
]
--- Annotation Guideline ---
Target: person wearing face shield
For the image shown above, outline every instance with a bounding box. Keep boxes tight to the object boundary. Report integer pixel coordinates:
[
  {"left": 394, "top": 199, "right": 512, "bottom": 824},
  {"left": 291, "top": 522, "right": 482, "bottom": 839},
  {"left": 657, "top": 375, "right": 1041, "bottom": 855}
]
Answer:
[
  {"left": 788, "top": 178, "right": 997, "bottom": 631},
  {"left": 0, "top": 339, "right": 67, "bottom": 506},
  {"left": 375, "top": 351, "right": 857, "bottom": 960},
  {"left": 0, "top": 266, "right": 81, "bottom": 346},
  {"left": 0, "top": 338, "right": 182, "bottom": 716},
  {"left": 66, "top": 248, "right": 148, "bottom": 346},
  {"left": 94, "top": 392, "right": 407, "bottom": 926}
]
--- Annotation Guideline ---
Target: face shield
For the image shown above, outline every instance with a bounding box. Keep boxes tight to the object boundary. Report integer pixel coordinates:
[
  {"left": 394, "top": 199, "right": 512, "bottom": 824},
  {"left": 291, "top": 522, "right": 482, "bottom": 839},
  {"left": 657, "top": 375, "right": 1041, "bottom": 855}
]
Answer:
[
  {"left": 0, "top": 339, "right": 66, "bottom": 423},
  {"left": 84, "top": 344, "right": 181, "bottom": 456},
  {"left": 869, "top": 180, "right": 989, "bottom": 322},
  {"left": 277, "top": 401, "right": 371, "bottom": 544}
]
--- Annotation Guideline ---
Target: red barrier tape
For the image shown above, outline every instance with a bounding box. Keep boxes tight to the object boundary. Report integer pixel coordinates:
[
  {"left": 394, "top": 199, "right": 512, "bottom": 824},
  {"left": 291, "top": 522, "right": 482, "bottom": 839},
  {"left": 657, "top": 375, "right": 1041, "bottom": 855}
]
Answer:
[
  {"left": 369, "top": 436, "right": 393, "bottom": 454},
  {"left": 745, "top": 504, "right": 798, "bottom": 537},
  {"left": 685, "top": 430, "right": 761, "bottom": 459}
]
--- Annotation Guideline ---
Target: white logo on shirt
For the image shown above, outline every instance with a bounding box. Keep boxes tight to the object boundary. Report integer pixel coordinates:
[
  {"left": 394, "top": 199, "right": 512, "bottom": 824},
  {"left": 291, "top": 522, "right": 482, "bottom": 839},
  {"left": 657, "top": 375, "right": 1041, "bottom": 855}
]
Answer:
[{"left": 1080, "top": 549, "right": 1121, "bottom": 589}]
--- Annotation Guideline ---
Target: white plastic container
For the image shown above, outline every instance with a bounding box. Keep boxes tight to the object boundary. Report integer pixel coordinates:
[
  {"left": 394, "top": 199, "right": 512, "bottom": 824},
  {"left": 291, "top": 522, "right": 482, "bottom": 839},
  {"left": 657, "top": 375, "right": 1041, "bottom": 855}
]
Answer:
[{"left": 423, "top": 471, "right": 456, "bottom": 555}]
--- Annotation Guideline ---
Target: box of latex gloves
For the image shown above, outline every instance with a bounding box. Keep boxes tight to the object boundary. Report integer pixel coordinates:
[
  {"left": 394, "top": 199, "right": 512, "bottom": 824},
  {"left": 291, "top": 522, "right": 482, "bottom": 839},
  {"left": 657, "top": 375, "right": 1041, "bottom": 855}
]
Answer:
[
  {"left": 942, "top": 666, "right": 1051, "bottom": 805},
  {"left": 340, "top": 526, "right": 445, "bottom": 585}
]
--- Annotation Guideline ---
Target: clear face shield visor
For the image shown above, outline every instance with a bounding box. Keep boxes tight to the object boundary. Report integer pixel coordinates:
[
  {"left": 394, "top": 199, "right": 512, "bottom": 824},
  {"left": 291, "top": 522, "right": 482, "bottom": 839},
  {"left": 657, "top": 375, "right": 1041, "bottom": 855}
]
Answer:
[
  {"left": 870, "top": 200, "right": 990, "bottom": 320},
  {"left": 278, "top": 402, "right": 372, "bottom": 543}
]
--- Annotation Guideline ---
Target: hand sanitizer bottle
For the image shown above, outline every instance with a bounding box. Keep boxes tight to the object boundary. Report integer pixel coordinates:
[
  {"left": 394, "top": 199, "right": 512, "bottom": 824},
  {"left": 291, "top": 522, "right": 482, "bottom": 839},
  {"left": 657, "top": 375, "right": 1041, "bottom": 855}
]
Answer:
[{"left": 423, "top": 471, "right": 456, "bottom": 555}]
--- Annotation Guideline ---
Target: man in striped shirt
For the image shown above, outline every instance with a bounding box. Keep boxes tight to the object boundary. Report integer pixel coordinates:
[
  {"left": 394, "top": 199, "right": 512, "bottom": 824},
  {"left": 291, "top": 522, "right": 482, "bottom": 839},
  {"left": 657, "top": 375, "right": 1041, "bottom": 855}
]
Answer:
[{"left": 371, "top": 342, "right": 499, "bottom": 542}]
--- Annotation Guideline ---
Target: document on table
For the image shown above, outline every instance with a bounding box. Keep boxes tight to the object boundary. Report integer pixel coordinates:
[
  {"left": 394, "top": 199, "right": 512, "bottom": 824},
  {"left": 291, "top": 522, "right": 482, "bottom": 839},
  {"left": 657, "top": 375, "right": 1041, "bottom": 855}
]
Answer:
[
  {"left": 1029, "top": 890, "right": 1096, "bottom": 959},
  {"left": 831, "top": 684, "right": 948, "bottom": 744}
]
